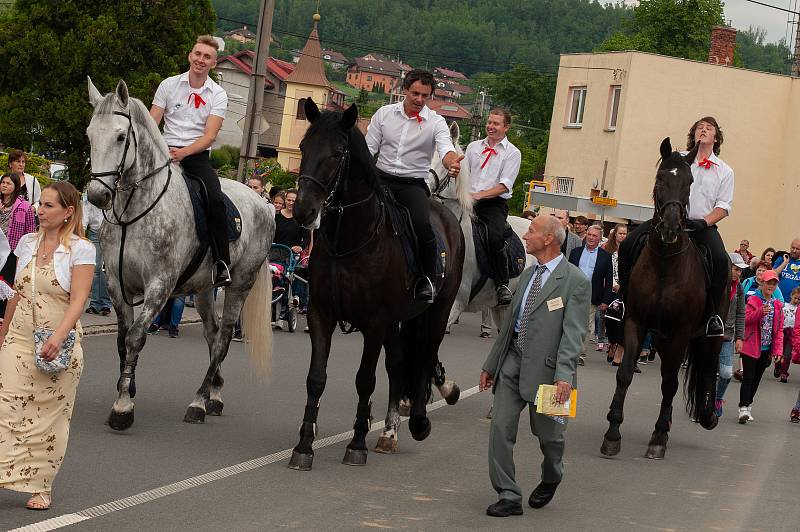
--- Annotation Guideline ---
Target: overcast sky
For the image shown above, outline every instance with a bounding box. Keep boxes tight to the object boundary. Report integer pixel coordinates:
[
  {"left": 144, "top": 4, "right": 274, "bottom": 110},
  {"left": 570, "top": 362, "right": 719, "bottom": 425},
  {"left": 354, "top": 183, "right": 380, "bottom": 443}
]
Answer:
[{"left": 724, "top": 0, "right": 798, "bottom": 43}]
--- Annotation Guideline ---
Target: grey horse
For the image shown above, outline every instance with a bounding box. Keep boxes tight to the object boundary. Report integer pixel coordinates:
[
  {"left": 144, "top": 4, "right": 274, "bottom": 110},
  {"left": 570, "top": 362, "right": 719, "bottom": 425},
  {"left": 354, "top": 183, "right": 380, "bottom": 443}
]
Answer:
[
  {"left": 429, "top": 122, "right": 533, "bottom": 333},
  {"left": 86, "top": 78, "right": 275, "bottom": 430}
]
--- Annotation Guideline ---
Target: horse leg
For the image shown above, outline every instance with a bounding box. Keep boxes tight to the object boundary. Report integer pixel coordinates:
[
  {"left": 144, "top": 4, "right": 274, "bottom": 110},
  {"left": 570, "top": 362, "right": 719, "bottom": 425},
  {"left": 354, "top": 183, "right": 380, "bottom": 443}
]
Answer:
[
  {"left": 342, "top": 328, "right": 384, "bottom": 466},
  {"left": 376, "top": 324, "right": 403, "bottom": 454},
  {"left": 693, "top": 337, "right": 720, "bottom": 430},
  {"left": 184, "top": 288, "right": 242, "bottom": 423},
  {"left": 108, "top": 286, "right": 169, "bottom": 431},
  {"left": 288, "top": 309, "right": 336, "bottom": 471},
  {"left": 646, "top": 349, "right": 681, "bottom": 459},
  {"left": 601, "top": 319, "right": 645, "bottom": 456}
]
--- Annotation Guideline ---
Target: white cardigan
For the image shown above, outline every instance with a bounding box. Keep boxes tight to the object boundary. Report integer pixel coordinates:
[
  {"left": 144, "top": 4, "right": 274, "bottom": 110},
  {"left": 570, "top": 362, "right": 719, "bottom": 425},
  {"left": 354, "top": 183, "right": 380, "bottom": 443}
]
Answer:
[{"left": 15, "top": 233, "right": 96, "bottom": 293}]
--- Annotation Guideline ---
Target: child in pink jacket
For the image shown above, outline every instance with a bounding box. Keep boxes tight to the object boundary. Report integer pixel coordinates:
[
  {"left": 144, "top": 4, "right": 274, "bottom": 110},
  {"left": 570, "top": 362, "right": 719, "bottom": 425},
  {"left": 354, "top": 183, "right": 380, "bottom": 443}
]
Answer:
[{"left": 738, "top": 270, "right": 783, "bottom": 424}]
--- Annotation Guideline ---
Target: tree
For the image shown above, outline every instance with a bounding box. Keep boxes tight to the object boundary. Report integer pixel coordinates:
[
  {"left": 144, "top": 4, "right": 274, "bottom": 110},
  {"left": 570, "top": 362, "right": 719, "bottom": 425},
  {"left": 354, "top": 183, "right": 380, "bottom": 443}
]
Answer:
[
  {"left": 355, "top": 87, "right": 369, "bottom": 108},
  {"left": 598, "top": 0, "right": 724, "bottom": 61},
  {"left": 0, "top": 0, "right": 214, "bottom": 189},
  {"left": 735, "top": 27, "right": 792, "bottom": 75}
]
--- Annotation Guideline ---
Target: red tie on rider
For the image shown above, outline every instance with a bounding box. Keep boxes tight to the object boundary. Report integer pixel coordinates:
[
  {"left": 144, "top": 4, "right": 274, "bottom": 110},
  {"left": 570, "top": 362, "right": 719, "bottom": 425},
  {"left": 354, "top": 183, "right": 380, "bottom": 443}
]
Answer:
[
  {"left": 187, "top": 92, "right": 206, "bottom": 109},
  {"left": 480, "top": 147, "right": 497, "bottom": 169},
  {"left": 697, "top": 157, "right": 717, "bottom": 170}
]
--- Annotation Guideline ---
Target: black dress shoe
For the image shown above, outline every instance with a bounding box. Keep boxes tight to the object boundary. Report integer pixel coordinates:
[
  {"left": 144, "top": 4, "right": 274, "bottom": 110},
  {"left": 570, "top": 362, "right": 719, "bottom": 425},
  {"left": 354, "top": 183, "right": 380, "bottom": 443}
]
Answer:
[
  {"left": 486, "top": 498, "right": 523, "bottom": 517},
  {"left": 212, "top": 261, "right": 232, "bottom": 288},
  {"left": 496, "top": 285, "right": 512, "bottom": 306},
  {"left": 705, "top": 315, "right": 724, "bottom": 337},
  {"left": 528, "top": 482, "right": 559, "bottom": 509},
  {"left": 414, "top": 276, "right": 435, "bottom": 303}
]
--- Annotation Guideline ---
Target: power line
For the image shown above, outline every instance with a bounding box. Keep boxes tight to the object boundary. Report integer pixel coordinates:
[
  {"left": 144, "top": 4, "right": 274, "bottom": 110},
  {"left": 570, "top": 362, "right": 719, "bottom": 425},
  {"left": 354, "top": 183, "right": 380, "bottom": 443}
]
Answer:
[{"left": 743, "top": 0, "right": 800, "bottom": 15}]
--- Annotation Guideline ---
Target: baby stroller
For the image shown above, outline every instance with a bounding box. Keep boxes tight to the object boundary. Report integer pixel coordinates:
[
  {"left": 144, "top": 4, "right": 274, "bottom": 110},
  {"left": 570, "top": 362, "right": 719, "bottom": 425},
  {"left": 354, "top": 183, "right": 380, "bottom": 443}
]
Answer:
[{"left": 269, "top": 244, "right": 308, "bottom": 332}]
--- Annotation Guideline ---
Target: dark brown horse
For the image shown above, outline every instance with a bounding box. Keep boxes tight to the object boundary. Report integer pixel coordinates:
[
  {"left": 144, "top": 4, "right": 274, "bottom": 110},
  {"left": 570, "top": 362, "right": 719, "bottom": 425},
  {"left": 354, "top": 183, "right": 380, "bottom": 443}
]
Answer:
[
  {"left": 601, "top": 138, "right": 730, "bottom": 460},
  {"left": 288, "top": 99, "right": 465, "bottom": 470}
]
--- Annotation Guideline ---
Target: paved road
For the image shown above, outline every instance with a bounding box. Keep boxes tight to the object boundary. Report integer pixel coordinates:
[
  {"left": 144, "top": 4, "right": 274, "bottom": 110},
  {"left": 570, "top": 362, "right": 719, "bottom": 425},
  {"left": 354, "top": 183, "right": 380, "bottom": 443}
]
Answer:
[{"left": 2, "top": 312, "right": 799, "bottom": 531}]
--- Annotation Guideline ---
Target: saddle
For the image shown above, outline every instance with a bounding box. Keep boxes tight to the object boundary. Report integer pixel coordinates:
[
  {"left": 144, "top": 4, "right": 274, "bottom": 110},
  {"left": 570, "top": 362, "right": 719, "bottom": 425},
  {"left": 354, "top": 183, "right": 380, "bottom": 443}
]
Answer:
[
  {"left": 175, "top": 172, "right": 243, "bottom": 287},
  {"left": 470, "top": 219, "right": 526, "bottom": 302},
  {"left": 630, "top": 229, "right": 714, "bottom": 289},
  {"left": 380, "top": 181, "right": 446, "bottom": 288}
]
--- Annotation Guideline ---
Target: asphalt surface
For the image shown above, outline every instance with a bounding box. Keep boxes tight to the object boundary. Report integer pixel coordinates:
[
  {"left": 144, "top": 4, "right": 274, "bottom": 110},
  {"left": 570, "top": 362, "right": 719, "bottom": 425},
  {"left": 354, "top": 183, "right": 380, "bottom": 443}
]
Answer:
[{"left": 2, "top": 311, "right": 800, "bottom": 531}]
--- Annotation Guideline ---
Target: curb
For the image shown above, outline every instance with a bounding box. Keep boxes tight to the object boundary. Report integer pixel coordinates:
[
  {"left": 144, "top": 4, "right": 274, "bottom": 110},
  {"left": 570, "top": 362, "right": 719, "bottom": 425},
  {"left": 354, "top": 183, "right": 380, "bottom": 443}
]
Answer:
[{"left": 82, "top": 317, "right": 204, "bottom": 337}]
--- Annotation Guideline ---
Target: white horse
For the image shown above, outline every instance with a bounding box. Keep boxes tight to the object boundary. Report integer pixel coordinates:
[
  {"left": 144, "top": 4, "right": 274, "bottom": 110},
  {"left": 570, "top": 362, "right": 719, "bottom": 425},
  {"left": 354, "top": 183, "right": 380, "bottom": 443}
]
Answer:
[
  {"left": 86, "top": 78, "right": 275, "bottom": 430},
  {"left": 430, "top": 122, "right": 534, "bottom": 332}
]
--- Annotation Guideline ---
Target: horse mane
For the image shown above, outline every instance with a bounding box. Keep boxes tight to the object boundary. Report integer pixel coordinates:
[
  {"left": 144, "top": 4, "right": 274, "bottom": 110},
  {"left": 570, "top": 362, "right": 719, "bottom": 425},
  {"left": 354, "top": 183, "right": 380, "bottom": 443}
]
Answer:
[{"left": 93, "top": 92, "right": 170, "bottom": 170}]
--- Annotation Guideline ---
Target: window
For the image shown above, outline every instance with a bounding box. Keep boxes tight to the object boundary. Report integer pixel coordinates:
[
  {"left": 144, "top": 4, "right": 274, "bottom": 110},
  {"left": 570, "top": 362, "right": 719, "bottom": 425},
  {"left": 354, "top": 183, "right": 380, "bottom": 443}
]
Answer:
[
  {"left": 296, "top": 98, "right": 306, "bottom": 120},
  {"left": 566, "top": 86, "right": 587, "bottom": 127},
  {"left": 607, "top": 85, "right": 621, "bottom": 130},
  {"left": 367, "top": 75, "right": 372, "bottom": 81},
  {"left": 555, "top": 177, "right": 574, "bottom": 195}
]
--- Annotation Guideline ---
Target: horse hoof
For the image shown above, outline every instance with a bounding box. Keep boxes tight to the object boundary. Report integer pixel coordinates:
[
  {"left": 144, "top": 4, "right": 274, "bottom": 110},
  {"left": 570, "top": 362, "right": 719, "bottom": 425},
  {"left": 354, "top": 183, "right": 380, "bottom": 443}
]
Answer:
[
  {"left": 183, "top": 406, "right": 206, "bottom": 424},
  {"left": 409, "top": 417, "right": 431, "bottom": 441},
  {"left": 374, "top": 436, "right": 398, "bottom": 454},
  {"left": 600, "top": 438, "right": 621, "bottom": 456},
  {"left": 645, "top": 445, "right": 666, "bottom": 460},
  {"left": 107, "top": 409, "right": 134, "bottom": 431},
  {"left": 439, "top": 381, "right": 460, "bottom": 405},
  {"left": 701, "top": 413, "right": 718, "bottom": 430},
  {"left": 206, "top": 399, "right": 224, "bottom": 416},
  {"left": 342, "top": 448, "right": 368, "bottom": 466},
  {"left": 398, "top": 399, "right": 411, "bottom": 417},
  {"left": 288, "top": 451, "right": 314, "bottom": 471}
]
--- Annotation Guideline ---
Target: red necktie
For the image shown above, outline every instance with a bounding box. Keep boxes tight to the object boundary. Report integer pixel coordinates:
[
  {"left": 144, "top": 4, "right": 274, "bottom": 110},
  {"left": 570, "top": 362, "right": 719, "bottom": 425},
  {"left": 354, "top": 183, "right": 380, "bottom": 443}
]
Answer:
[
  {"left": 697, "top": 157, "right": 717, "bottom": 169},
  {"left": 480, "top": 147, "right": 497, "bottom": 169},
  {"left": 408, "top": 112, "right": 422, "bottom": 124},
  {"left": 187, "top": 92, "right": 206, "bottom": 109}
]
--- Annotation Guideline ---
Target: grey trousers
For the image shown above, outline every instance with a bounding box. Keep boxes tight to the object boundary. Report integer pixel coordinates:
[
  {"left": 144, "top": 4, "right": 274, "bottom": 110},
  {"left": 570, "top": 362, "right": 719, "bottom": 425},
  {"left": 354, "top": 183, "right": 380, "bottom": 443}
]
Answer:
[{"left": 488, "top": 344, "right": 567, "bottom": 503}]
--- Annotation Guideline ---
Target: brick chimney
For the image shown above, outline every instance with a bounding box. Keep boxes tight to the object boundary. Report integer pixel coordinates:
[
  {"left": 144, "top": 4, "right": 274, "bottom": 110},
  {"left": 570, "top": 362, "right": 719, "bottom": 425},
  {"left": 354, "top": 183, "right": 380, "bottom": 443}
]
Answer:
[{"left": 708, "top": 25, "right": 737, "bottom": 66}]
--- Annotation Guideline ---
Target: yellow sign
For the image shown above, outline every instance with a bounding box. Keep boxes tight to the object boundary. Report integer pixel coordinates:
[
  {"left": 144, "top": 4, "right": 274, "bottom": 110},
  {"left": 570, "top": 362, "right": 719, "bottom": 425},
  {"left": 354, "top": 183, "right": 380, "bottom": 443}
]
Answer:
[
  {"left": 591, "top": 196, "right": 618, "bottom": 207},
  {"left": 526, "top": 180, "right": 551, "bottom": 210}
]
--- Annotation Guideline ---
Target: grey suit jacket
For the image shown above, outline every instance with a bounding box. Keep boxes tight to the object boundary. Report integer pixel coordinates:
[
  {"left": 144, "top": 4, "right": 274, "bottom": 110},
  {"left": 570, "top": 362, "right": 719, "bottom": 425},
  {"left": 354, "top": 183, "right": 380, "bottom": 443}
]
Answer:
[{"left": 482, "top": 258, "right": 591, "bottom": 403}]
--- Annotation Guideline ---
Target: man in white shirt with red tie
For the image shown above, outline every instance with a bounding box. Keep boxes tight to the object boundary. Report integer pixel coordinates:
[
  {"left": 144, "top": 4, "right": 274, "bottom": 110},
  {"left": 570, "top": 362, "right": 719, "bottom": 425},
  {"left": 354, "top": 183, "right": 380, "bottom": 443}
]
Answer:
[
  {"left": 149, "top": 35, "right": 231, "bottom": 287},
  {"left": 465, "top": 109, "right": 522, "bottom": 305},
  {"left": 366, "top": 69, "right": 463, "bottom": 302}
]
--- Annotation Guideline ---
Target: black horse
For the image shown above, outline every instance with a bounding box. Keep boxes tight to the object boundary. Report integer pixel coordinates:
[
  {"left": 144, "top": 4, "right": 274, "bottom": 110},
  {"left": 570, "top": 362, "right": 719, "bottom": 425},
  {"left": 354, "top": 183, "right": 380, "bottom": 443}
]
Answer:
[
  {"left": 601, "top": 138, "right": 729, "bottom": 460},
  {"left": 288, "top": 99, "right": 465, "bottom": 470}
]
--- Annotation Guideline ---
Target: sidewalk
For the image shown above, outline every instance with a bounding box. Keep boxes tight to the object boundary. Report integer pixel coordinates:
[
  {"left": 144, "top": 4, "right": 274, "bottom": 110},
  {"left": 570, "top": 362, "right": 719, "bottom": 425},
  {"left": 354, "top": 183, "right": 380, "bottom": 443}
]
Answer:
[{"left": 80, "top": 303, "right": 204, "bottom": 336}]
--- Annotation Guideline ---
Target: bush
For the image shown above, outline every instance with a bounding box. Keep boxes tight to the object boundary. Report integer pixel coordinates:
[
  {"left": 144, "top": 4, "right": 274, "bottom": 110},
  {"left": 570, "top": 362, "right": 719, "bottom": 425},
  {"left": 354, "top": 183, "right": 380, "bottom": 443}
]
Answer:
[
  {"left": 210, "top": 144, "right": 239, "bottom": 170},
  {"left": 251, "top": 158, "right": 295, "bottom": 191}
]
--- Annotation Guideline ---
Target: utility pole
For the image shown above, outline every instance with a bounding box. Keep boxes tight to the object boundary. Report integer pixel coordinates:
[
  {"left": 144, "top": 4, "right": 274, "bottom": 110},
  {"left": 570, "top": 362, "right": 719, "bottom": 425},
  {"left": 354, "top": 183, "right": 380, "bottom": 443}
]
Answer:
[
  {"left": 793, "top": 15, "right": 800, "bottom": 77},
  {"left": 237, "top": 0, "right": 275, "bottom": 182},
  {"left": 469, "top": 88, "right": 484, "bottom": 142}
]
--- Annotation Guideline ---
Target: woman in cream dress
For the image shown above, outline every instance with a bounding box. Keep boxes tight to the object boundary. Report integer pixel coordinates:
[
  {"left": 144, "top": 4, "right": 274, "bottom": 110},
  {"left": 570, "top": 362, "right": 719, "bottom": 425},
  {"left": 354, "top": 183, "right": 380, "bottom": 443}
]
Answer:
[{"left": 0, "top": 182, "right": 94, "bottom": 511}]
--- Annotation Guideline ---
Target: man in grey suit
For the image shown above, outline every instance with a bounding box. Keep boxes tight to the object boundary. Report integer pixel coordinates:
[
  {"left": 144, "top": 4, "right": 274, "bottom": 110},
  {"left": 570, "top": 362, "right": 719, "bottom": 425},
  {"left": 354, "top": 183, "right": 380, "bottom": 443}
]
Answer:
[{"left": 479, "top": 214, "right": 590, "bottom": 517}]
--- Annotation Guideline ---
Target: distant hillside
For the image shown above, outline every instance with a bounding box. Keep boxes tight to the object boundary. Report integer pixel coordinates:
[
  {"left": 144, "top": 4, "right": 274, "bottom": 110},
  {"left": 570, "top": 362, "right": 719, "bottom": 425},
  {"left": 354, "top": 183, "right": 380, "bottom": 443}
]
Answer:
[{"left": 213, "top": 0, "right": 792, "bottom": 76}]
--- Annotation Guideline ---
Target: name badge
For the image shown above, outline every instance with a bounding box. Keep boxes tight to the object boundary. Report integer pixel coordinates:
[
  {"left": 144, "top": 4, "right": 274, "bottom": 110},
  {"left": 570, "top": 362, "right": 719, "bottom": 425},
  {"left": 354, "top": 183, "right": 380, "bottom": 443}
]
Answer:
[{"left": 546, "top": 297, "right": 564, "bottom": 312}]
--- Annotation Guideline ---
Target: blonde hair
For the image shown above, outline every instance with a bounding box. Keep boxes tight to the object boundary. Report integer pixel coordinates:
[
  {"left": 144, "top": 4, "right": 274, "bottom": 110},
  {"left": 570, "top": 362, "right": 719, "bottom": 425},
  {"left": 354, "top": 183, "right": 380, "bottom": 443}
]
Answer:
[
  {"left": 196, "top": 35, "right": 219, "bottom": 51},
  {"left": 42, "top": 181, "right": 85, "bottom": 249}
]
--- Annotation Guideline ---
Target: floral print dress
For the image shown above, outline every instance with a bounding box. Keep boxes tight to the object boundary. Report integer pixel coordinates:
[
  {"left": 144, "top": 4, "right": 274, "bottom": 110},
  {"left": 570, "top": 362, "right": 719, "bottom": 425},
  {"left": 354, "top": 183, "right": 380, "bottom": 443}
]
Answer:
[{"left": 0, "top": 259, "right": 83, "bottom": 493}]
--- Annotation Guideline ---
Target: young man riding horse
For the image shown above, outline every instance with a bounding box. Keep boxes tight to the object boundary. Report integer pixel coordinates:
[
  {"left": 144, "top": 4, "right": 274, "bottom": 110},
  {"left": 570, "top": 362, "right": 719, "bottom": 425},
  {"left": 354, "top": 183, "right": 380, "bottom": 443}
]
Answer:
[
  {"left": 608, "top": 116, "right": 734, "bottom": 337},
  {"left": 149, "top": 35, "right": 232, "bottom": 287},
  {"left": 365, "top": 69, "right": 463, "bottom": 302},
  {"left": 464, "top": 108, "right": 521, "bottom": 306}
]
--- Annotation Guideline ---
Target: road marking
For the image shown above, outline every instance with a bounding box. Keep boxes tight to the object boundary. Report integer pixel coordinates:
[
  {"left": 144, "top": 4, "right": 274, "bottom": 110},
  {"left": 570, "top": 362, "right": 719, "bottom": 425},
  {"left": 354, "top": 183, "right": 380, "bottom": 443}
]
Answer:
[{"left": 12, "top": 385, "right": 480, "bottom": 532}]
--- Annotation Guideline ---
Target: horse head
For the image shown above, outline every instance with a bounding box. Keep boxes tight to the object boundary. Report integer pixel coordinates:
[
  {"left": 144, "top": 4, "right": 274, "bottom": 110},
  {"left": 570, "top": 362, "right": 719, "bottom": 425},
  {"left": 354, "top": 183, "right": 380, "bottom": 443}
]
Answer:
[
  {"left": 85, "top": 77, "right": 167, "bottom": 210},
  {"left": 653, "top": 137, "right": 697, "bottom": 244},
  {"left": 429, "top": 121, "right": 473, "bottom": 219},
  {"left": 294, "top": 98, "right": 359, "bottom": 228}
]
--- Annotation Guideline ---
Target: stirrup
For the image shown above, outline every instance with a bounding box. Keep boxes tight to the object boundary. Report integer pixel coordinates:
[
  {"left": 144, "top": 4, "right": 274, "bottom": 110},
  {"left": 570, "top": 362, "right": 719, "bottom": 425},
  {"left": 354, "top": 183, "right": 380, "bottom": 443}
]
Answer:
[
  {"left": 414, "top": 276, "right": 435, "bottom": 303},
  {"left": 605, "top": 299, "right": 625, "bottom": 322},
  {"left": 212, "top": 260, "right": 232, "bottom": 288},
  {"left": 496, "top": 284, "right": 512, "bottom": 306},
  {"left": 705, "top": 314, "right": 724, "bottom": 337}
]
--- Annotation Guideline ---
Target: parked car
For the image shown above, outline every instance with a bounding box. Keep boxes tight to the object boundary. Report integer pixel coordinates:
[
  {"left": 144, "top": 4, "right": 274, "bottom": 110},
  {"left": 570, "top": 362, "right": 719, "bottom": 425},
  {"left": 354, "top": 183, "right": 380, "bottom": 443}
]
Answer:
[{"left": 50, "top": 162, "right": 68, "bottom": 181}]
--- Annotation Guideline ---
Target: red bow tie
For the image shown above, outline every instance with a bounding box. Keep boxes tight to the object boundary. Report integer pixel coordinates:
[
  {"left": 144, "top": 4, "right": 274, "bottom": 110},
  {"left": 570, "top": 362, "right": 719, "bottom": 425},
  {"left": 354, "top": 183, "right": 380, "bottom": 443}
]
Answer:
[
  {"left": 697, "top": 157, "right": 717, "bottom": 169},
  {"left": 406, "top": 111, "right": 422, "bottom": 124},
  {"left": 187, "top": 92, "right": 206, "bottom": 109},
  {"left": 480, "top": 147, "right": 498, "bottom": 169}
]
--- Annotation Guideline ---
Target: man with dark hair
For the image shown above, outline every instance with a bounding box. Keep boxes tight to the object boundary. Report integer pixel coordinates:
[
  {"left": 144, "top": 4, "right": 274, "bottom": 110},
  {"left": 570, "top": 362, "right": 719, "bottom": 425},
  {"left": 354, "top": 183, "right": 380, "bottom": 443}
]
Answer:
[
  {"left": 366, "top": 68, "right": 463, "bottom": 302},
  {"left": 572, "top": 216, "right": 588, "bottom": 241},
  {"left": 609, "top": 116, "right": 734, "bottom": 337},
  {"left": 150, "top": 35, "right": 231, "bottom": 287},
  {"left": 465, "top": 108, "right": 521, "bottom": 305}
]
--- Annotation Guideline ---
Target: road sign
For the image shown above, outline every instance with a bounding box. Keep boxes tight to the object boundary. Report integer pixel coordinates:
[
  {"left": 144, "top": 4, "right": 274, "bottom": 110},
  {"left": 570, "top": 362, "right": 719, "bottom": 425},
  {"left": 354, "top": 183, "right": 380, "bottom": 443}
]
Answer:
[
  {"left": 236, "top": 116, "right": 270, "bottom": 135},
  {"left": 591, "top": 196, "right": 618, "bottom": 207}
]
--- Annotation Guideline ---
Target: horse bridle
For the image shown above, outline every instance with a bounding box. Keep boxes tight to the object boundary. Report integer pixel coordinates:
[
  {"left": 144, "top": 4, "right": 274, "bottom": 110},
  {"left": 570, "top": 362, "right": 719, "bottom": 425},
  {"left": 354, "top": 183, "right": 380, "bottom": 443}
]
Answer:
[{"left": 88, "top": 110, "right": 173, "bottom": 307}]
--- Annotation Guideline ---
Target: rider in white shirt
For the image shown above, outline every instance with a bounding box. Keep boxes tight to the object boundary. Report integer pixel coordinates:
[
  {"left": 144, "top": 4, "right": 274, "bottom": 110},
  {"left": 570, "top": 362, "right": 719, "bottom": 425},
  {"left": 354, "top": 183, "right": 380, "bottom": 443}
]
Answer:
[
  {"left": 465, "top": 109, "right": 521, "bottom": 305},
  {"left": 366, "top": 69, "right": 463, "bottom": 302},
  {"left": 149, "top": 35, "right": 231, "bottom": 287},
  {"left": 611, "top": 116, "right": 733, "bottom": 337}
]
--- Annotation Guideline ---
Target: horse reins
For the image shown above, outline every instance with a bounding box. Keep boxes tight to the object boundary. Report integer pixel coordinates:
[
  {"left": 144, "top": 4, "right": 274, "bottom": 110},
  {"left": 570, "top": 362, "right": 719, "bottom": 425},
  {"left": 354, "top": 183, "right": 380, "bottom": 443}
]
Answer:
[{"left": 89, "top": 110, "right": 173, "bottom": 307}]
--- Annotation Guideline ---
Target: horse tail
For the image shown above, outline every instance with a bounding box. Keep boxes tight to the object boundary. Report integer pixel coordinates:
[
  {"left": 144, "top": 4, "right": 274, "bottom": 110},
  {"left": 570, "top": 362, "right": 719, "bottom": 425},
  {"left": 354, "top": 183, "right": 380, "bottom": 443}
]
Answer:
[
  {"left": 401, "top": 313, "right": 433, "bottom": 405},
  {"left": 684, "top": 337, "right": 716, "bottom": 423},
  {"left": 242, "top": 263, "right": 273, "bottom": 374},
  {"left": 454, "top": 161, "right": 474, "bottom": 220}
]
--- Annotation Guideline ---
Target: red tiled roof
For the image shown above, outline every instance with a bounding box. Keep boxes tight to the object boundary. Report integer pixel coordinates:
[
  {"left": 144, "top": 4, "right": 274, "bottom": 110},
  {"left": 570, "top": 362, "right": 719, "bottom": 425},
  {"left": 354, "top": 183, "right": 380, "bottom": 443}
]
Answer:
[
  {"left": 217, "top": 51, "right": 297, "bottom": 88},
  {"left": 426, "top": 100, "right": 471, "bottom": 120},
  {"left": 435, "top": 66, "right": 468, "bottom": 80},
  {"left": 268, "top": 57, "right": 295, "bottom": 81},
  {"left": 321, "top": 49, "right": 348, "bottom": 64},
  {"left": 434, "top": 88, "right": 452, "bottom": 98},
  {"left": 285, "top": 23, "right": 329, "bottom": 87}
]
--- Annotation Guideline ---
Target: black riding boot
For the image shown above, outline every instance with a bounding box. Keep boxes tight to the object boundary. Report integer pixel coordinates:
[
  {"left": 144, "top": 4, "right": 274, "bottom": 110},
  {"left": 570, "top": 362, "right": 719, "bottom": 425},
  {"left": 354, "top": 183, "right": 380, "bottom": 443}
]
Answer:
[
  {"left": 493, "top": 250, "right": 512, "bottom": 306},
  {"left": 415, "top": 238, "right": 438, "bottom": 303}
]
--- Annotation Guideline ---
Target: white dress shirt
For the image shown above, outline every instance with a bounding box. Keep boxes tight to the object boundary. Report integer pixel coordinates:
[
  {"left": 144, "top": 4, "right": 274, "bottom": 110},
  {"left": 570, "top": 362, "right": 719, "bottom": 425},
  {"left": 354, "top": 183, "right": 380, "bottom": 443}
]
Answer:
[
  {"left": 82, "top": 193, "right": 104, "bottom": 234},
  {"left": 514, "top": 254, "right": 564, "bottom": 332},
  {"left": 465, "top": 136, "right": 521, "bottom": 199},
  {"left": 23, "top": 172, "right": 41, "bottom": 208},
  {"left": 578, "top": 245, "right": 599, "bottom": 280},
  {"left": 153, "top": 72, "right": 228, "bottom": 148},
  {"left": 681, "top": 151, "right": 734, "bottom": 220},
  {"left": 365, "top": 102, "right": 455, "bottom": 179}
]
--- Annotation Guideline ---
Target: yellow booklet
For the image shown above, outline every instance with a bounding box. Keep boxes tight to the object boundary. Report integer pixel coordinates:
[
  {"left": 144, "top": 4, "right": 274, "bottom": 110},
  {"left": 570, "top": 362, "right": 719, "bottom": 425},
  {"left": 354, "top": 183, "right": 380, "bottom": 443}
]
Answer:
[{"left": 535, "top": 385, "right": 577, "bottom": 417}]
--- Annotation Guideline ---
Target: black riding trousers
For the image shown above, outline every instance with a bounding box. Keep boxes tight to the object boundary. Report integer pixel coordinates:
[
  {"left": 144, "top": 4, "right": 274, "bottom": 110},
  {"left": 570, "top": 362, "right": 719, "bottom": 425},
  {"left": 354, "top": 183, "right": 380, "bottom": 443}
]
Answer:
[
  {"left": 474, "top": 197, "right": 509, "bottom": 283},
  {"left": 179, "top": 151, "right": 230, "bottom": 265}
]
